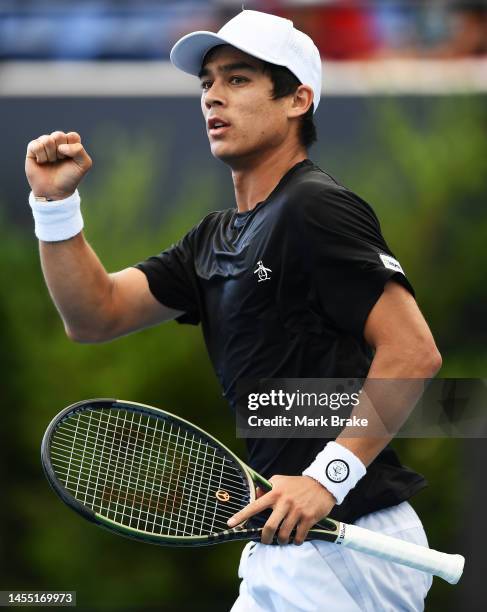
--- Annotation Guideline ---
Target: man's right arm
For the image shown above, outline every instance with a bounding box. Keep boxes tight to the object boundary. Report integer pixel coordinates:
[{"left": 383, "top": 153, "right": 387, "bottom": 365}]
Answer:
[
  {"left": 40, "top": 235, "right": 183, "bottom": 343},
  {"left": 27, "top": 130, "right": 183, "bottom": 343}
]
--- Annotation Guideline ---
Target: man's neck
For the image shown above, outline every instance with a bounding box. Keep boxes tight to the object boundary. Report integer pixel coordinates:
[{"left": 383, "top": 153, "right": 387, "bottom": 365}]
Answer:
[{"left": 231, "top": 148, "right": 308, "bottom": 212}]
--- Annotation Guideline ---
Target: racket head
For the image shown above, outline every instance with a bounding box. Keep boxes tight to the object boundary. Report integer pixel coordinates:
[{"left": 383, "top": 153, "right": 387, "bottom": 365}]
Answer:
[{"left": 41, "top": 398, "right": 261, "bottom": 546}]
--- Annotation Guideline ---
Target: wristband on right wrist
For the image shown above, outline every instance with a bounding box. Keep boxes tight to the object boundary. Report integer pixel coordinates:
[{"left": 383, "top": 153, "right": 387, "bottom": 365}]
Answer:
[{"left": 28, "top": 189, "right": 83, "bottom": 242}]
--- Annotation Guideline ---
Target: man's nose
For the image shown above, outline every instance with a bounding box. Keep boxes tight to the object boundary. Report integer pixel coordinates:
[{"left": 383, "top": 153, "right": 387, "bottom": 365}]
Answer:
[{"left": 204, "top": 82, "right": 226, "bottom": 109}]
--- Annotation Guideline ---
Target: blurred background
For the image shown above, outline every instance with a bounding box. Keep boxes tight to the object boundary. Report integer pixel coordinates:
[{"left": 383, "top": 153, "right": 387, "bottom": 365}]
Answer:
[
  {"left": 1, "top": 0, "right": 487, "bottom": 60},
  {"left": 1, "top": 1, "right": 486, "bottom": 611}
]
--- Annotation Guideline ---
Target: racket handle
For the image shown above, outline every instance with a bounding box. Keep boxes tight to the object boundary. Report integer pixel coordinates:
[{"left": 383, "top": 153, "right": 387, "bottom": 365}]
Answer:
[{"left": 338, "top": 523, "right": 464, "bottom": 584}]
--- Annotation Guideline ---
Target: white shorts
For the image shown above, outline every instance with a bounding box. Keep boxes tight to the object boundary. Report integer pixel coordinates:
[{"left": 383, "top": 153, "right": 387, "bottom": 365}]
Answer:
[{"left": 230, "top": 501, "right": 432, "bottom": 612}]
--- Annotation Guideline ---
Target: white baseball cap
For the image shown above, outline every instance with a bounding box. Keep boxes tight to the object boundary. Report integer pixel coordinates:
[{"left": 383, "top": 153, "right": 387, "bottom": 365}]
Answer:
[{"left": 170, "top": 10, "right": 322, "bottom": 112}]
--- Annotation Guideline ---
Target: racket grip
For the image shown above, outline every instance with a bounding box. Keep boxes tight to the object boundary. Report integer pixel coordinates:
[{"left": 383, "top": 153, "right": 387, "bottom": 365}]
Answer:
[{"left": 339, "top": 523, "right": 465, "bottom": 584}]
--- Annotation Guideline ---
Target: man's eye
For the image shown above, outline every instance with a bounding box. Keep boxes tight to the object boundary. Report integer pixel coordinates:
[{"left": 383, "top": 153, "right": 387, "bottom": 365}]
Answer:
[
  {"left": 200, "top": 80, "right": 212, "bottom": 90},
  {"left": 230, "top": 76, "right": 247, "bottom": 85}
]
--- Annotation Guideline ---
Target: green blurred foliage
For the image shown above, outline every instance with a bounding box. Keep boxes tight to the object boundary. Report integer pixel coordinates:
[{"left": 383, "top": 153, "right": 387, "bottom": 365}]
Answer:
[{"left": 1, "top": 98, "right": 485, "bottom": 610}]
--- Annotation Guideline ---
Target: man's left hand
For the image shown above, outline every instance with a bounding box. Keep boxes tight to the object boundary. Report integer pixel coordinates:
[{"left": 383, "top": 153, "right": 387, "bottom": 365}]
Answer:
[{"left": 227, "top": 475, "right": 336, "bottom": 545}]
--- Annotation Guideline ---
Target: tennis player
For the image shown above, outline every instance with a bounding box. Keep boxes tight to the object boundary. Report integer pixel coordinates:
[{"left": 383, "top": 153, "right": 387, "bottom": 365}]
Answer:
[{"left": 26, "top": 10, "right": 442, "bottom": 611}]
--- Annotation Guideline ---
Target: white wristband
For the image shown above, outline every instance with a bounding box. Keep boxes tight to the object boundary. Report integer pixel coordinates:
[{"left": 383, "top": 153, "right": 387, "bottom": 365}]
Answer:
[
  {"left": 302, "top": 441, "right": 366, "bottom": 505},
  {"left": 28, "top": 190, "right": 83, "bottom": 242}
]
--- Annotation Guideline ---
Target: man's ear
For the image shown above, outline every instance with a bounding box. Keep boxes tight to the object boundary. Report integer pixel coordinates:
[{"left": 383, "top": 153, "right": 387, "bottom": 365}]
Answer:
[{"left": 288, "top": 85, "right": 314, "bottom": 119}]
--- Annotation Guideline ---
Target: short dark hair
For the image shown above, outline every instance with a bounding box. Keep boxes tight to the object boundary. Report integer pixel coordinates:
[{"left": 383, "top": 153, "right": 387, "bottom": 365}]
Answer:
[{"left": 262, "top": 62, "right": 317, "bottom": 149}]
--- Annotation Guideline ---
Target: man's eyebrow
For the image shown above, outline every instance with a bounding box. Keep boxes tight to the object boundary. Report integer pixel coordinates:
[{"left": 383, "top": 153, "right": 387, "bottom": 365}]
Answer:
[{"left": 198, "top": 62, "right": 259, "bottom": 79}]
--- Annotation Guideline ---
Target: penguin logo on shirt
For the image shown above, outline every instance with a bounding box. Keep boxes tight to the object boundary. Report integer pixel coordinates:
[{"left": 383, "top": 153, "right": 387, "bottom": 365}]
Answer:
[{"left": 254, "top": 260, "right": 272, "bottom": 282}]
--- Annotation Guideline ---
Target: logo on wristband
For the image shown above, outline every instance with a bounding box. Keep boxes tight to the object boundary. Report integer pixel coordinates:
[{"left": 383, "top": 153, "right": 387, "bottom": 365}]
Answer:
[{"left": 326, "top": 459, "right": 349, "bottom": 483}]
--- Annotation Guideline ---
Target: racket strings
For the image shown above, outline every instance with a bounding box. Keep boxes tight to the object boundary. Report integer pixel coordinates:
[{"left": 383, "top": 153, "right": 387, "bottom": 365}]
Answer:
[
  {"left": 51, "top": 424, "right": 248, "bottom": 493},
  {"left": 50, "top": 408, "right": 251, "bottom": 536},
  {"left": 56, "top": 415, "right": 246, "bottom": 477},
  {"left": 51, "top": 422, "right": 248, "bottom": 505},
  {"left": 52, "top": 412, "right": 237, "bottom": 524},
  {"left": 51, "top": 415, "right": 237, "bottom": 534}
]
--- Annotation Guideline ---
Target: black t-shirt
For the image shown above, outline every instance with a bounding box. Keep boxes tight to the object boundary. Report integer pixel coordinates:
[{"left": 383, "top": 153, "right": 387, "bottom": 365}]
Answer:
[{"left": 134, "top": 159, "right": 426, "bottom": 523}]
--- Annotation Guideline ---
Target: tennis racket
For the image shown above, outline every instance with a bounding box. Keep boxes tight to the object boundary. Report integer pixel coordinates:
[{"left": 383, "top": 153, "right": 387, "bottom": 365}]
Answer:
[{"left": 41, "top": 399, "right": 464, "bottom": 584}]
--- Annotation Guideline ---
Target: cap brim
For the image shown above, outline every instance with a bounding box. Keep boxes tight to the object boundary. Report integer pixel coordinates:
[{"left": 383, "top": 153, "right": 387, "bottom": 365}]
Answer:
[{"left": 170, "top": 31, "right": 230, "bottom": 76}]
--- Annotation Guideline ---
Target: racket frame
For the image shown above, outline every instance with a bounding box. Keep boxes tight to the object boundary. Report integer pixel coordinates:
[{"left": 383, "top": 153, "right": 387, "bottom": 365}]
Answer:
[{"left": 42, "top": 398, "right": 275, "bottom": 546}]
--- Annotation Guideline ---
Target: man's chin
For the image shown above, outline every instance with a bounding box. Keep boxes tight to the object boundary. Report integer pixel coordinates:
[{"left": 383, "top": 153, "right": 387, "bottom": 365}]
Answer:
[
  {"left": 210, "top": 143, "right": 238, "bottom": 164},
  {"left": 210, "top": 143, "right": 255, "bottom": 168}
]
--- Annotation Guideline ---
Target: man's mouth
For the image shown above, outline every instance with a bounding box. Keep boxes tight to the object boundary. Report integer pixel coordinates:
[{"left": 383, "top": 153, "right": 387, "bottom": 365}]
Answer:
[{"left": 208, "top": 117, "right": 231, "bottom": 135}]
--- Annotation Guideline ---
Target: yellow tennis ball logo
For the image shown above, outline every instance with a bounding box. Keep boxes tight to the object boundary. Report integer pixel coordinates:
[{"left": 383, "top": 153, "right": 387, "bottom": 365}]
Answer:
[{"left": 216, "top": 490, "right": 230, "bottom": 502}]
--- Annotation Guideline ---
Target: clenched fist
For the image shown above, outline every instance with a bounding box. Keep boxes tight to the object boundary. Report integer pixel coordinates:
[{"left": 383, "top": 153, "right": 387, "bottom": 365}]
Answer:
[{"left": 25, "top": 131, "right": 92, "bottom": 201}]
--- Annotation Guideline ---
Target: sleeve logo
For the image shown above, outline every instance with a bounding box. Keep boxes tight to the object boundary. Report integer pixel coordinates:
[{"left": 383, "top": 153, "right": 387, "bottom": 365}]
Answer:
[
  {"left": 326, "top": 459, "right": 350, "bottom": 483},
  {"left": 379, "top": 253, "right": 405, "bottom": 275}
]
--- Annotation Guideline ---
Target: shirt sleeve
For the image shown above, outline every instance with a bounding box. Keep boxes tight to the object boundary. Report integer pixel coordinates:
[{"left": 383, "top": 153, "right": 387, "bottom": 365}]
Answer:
[
  {"left": 133, "top": 227, "right": 200, "bottom": 325},
  {"left": 298, "top": 184, "right": 415, "bottom": 339}
]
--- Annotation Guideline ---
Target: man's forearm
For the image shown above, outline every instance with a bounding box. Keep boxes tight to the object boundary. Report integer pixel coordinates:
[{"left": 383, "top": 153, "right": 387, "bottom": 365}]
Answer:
[
  {"left": 303, "top": 343, "right": 441, "bottom": 504},
  {"left": 40, "top": 232, "right": 114, "bottom": 341},
  {"left": 336, "top": 343, "right": 442, "bottom": 466}
]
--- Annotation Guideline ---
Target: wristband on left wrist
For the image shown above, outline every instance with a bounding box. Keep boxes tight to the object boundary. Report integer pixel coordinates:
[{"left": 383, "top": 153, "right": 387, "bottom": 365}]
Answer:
[{"left": 302, "top": 441, "right": 366, "bottom": 505}]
